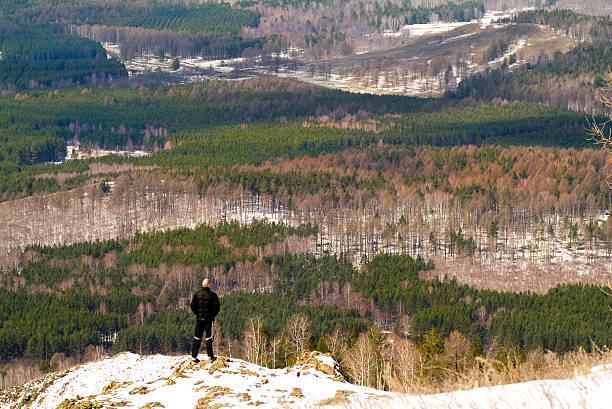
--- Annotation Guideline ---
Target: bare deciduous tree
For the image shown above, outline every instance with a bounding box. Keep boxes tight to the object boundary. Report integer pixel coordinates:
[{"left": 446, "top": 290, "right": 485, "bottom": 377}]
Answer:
[
  {"left": 588, "top": 70, "right": 612, "bottom": 188},
  {"left": 284, "top": 313, "right": 311, "bottom": 358},
  {"left": 342, "top": 326, "right": 386, "bottom": 389},
  {"left": 385, "top": 336, "right": 420, "bottom": 393},
  {"left": 326, "top": 327, "right": 348, "bottom": 362},
  {"left": 243, "top": 315, "right": 268, "bottom": 366}
]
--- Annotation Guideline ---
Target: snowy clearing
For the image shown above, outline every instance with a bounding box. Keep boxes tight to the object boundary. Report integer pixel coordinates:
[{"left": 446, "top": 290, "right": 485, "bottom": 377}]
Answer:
[{"left": 382, "top": 9, "right": 528, "bottom": 39}]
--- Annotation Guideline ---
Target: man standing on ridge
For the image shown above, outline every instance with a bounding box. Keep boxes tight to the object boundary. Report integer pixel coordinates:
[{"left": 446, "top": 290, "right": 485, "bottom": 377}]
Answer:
[{"left": 190, "top": 278, "right": 220, "bottom": 363}]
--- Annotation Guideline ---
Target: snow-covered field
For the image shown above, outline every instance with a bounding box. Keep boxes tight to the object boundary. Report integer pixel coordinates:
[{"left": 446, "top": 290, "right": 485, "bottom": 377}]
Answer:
[
  {"left": 383, "top": 8, "right": 526, "bottom": 39},
  {"left": 103, "top": 43, "right": 249, "bottom": 81},
  {"left": 102, "top": 9, "right": 542, "bottom": 96},
  {"left": 65, "top": 144, "right": 150, "bottom": 160},
  {"left": 1, "top": 352, "right": 610, "bottom": 409}
]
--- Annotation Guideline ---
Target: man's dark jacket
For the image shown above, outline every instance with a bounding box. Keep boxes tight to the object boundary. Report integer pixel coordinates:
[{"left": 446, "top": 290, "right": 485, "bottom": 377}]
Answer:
[{"left": 190, "top": 287, "right": 220, "bottom": 320}]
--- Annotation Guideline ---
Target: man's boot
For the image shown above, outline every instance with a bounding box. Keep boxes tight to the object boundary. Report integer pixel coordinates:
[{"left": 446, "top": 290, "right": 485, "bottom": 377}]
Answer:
[
  {"left": 192, "top": 336, "right": 202, "bottom": 362},
  {"left": 206, "top": 338, "right": 215, "bottom": 361}
]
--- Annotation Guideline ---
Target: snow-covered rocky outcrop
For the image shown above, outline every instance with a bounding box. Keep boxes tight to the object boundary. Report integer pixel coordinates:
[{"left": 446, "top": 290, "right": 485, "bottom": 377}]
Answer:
[{"left": 1, "top": 352, "right": 611, "bottom": 409}]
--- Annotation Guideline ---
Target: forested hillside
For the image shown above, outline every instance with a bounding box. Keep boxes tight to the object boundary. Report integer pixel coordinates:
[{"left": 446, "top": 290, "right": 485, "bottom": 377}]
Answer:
[
  {"left": 456, "top": 41, "right": 612, "bottom": 99},
  {"left": 1, "top": 0, "right": 609, "bottom": 107},
  {"left": 0, "top": 28, "right": 126, "bottom": 91},
  {"left": 0, "top": 79, "right": 609, "bottom": 305},
  {"left": 2, "top": 143, "right": 609, "bottom": 293},
  {"left": 0, "top": 0, "right": 263, "bottom": 85},
  {"left": 0, "top": 0, "right": 267, "bottom": 62},
  {"left": 0, "top": 1, "right": 260, "bottom": 35},
  {"left": 0, "top": 223, "right": 609, "bottom": 389},
  {"left": 0, "top": 79, "right": 601, "bottom": 200},
  {"left": 451, "top": 10, "right": 612, "bottom": 113}
]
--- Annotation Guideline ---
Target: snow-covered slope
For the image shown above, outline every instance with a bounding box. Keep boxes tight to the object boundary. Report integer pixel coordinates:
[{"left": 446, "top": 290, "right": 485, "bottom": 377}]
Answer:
[
  {"left": 0, "top": 352, "right": 389, "bottom": 409},
  {"left": 1, "top": 352, "right": 611, "bottom": 409}
]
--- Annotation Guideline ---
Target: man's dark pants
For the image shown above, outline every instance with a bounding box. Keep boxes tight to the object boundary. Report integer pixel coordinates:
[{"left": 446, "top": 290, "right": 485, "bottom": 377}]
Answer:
[{"left": 192, "top": 318, "right": 214, "bottom": 359}]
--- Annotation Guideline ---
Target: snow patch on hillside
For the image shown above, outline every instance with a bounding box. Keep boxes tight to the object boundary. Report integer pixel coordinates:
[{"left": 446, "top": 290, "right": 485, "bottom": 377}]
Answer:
[
  {"left": 488, "top": 38, "right": 527, "bottom": 65},
  {"left": 2, "top": 353, "right": 611, "bottom": 409},
  {"left": 382, "top": 8, "right": 527, "bottom": 39}
]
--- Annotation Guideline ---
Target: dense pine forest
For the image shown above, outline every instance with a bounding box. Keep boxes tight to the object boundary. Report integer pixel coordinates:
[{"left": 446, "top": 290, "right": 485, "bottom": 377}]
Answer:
[
  {"left": 0, "top": 32, "right": 127, "bottom": 90},
  {"left": 0, "top": 1, "right": 260, "bottom": 35},
  {"left": 0, "top": 78, "right": 602, "bottom": 201}
]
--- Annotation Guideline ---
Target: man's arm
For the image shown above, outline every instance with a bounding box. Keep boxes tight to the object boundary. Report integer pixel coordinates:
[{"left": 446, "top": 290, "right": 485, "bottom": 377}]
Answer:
[
  {"left": 190, "top": 293, "right": 198, "bottom": 314},
  {"left": 213, "top": 294, "right": 220, "bottom": 317}
]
